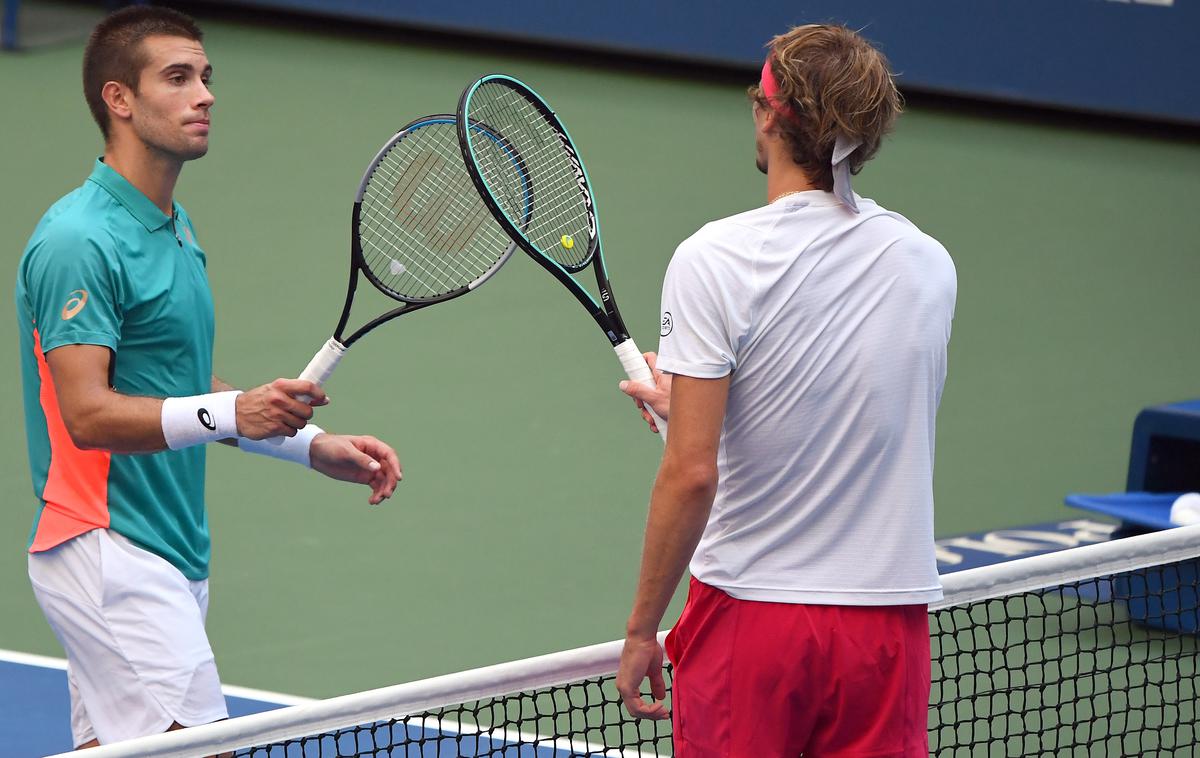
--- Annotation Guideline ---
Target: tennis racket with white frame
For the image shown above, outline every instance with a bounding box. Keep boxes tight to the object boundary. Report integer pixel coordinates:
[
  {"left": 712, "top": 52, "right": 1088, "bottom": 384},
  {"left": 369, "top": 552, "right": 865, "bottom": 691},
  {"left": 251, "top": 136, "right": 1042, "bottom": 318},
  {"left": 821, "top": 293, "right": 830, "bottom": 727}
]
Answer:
[{"left": 456, "top": 74, "right": 667, "bottom": 437}]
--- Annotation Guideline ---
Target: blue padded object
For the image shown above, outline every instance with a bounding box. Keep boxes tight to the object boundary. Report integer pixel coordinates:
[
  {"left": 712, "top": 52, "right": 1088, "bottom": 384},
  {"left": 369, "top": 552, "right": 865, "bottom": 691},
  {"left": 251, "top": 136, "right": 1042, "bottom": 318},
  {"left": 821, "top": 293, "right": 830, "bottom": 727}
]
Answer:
[{"left": 1065, "top": 491, "right": 1186, "bottom": 530}]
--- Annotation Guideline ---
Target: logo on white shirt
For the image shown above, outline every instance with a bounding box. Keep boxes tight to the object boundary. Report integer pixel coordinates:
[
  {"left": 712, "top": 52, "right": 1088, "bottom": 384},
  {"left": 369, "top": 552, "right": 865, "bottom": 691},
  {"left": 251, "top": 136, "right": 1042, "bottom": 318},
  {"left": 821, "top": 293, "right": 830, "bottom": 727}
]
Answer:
[{"left": 660, "top": 311, "right": 673, "bottom": 336}]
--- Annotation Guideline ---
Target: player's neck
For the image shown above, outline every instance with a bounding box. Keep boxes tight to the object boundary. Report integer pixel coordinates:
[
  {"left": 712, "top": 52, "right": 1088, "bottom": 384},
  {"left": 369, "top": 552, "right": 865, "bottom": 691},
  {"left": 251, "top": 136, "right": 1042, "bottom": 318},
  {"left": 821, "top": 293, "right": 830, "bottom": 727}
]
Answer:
[
  {"left": 102, "top": 138, "right": 183, "bottom": 217},
  {"left": 765, "top": 159, "right": 817, "bottom": 204}
]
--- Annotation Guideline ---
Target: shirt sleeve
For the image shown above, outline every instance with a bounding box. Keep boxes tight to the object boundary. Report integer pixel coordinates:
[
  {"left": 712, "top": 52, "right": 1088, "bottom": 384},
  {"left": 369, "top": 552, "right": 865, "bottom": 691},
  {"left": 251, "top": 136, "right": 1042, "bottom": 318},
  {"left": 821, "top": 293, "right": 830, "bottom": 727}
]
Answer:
[
  {"left": 654, "top": 232, "right": 753, "bottom": 379},
  {"left": 24, "top": 224, "right": 124, "bottom": 354}
]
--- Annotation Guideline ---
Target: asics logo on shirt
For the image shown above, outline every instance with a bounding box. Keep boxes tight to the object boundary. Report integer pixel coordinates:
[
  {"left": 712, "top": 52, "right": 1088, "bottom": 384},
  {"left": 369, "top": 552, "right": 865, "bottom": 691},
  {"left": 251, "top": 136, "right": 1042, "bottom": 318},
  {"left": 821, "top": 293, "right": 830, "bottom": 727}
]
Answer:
[
  {"left": 61, "top": 290, "right": 88, "bottom": 320},
  {"left": 660, "top": 311, "right": 673, "bottom": 337},
  {"left": 197, "top": 409, "right": 216, "bottom": 431}
]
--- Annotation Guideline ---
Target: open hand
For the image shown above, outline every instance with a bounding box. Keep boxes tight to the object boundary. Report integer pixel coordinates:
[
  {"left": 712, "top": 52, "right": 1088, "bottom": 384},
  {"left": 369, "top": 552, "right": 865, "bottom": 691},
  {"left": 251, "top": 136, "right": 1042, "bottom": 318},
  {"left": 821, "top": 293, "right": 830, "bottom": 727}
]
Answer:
[{"left": 309, "top": 433, "right": 401, "bottom": 505}]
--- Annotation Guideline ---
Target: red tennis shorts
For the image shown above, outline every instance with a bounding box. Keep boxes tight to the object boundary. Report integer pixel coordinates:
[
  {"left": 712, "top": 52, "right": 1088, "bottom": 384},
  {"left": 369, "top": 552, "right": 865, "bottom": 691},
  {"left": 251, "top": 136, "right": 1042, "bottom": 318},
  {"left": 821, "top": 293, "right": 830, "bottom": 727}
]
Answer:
[{"left": 664, "top": 578, "right": 930, "bottom": 757}]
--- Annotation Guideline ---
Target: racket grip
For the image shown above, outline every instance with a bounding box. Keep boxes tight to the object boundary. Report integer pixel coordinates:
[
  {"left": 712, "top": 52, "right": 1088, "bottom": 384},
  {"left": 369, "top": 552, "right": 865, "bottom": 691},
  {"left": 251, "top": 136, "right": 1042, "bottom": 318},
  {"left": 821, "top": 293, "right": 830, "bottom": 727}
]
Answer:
[
  {"left": 297, "top": 338, "right": 347, "bottom": 401},
  {"left": 266, "top": 339, "right": 345, "bottom": 447},
  {"left": 614, "top": 339, "right": 668, "bottom": 441}
]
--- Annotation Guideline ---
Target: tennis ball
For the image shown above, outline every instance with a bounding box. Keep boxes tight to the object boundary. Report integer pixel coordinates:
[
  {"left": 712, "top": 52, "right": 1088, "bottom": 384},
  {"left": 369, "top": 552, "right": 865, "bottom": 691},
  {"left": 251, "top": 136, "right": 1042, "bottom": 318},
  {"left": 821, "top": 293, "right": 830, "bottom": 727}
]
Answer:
[{"left": 561, "top": 234, "right": 574, "bottom": 250}]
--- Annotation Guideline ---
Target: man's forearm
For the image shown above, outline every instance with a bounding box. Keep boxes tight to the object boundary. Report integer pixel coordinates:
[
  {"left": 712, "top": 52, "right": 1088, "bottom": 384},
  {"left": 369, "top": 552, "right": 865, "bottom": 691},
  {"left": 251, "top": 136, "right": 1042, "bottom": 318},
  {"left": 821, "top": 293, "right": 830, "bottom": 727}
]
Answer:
[
  {"left": 626, "top": 459, "right": 717, "bottom": 639},
  {"left": 67, "top": 382, "right": 247, "bottom": 454},
  {"left": 62, "top": 391, "right": 169, "bottom": 454},
  {"left": 60, "top": 377, "right": 245, "bottom": 454},
  {"left": 625, "top": 374, "right": 728, "bottom": 640}
]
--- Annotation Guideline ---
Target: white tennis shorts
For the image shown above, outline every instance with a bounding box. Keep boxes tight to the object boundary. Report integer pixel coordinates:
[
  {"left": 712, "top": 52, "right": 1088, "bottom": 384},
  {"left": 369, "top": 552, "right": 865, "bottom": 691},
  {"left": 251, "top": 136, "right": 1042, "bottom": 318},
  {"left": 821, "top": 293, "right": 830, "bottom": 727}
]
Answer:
[{"left": 28, "top": 528, "right": 228, "bottom": 747}]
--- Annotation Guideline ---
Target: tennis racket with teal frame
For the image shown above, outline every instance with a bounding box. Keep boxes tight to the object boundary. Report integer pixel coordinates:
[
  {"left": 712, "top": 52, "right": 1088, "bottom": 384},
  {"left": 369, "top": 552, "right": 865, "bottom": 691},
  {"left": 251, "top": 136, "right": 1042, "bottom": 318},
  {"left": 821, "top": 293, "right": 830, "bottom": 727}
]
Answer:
[{"left": 456, "top": 74, "right": 667, "bottom": 437}]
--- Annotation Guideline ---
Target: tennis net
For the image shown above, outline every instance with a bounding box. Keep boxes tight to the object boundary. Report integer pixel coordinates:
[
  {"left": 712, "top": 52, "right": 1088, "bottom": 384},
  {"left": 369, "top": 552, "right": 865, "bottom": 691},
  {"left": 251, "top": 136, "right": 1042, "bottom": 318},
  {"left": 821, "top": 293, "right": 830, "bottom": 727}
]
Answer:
[{"left": 66, "top": 524, "right": 1200, "bottom": 757}]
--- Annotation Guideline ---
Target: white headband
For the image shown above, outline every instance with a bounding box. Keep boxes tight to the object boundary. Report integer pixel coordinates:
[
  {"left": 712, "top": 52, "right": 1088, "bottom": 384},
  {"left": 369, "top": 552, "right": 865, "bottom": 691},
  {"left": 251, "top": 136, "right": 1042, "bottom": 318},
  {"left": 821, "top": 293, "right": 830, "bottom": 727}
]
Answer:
[{"left": 832, "top": 135, "right": 862, "bottom": 213}]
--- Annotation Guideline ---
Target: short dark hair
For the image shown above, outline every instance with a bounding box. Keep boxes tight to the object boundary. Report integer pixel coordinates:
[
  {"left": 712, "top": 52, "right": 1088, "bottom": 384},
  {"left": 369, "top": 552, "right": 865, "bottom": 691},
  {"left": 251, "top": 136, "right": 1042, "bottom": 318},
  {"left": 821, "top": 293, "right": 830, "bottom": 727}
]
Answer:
[
  {"left": 82, "top": 6, "right": 204, "bottom": 139},
  {"left": 748, "top": 25, "right": 902, "bottom": 191}
]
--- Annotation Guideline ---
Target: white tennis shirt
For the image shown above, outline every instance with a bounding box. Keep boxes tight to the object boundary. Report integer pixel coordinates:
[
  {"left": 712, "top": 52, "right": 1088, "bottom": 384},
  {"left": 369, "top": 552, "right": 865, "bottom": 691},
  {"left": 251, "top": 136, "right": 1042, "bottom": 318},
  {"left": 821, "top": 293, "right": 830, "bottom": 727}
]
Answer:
[{"left": 656, "top": 191, "right": 956, "bottom": 605}]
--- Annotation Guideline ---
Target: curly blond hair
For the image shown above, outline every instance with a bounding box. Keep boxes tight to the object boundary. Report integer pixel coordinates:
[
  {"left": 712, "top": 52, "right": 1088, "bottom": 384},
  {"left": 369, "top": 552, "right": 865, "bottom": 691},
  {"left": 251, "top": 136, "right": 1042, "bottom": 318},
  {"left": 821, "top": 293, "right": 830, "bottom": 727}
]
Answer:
[{"left": 748, "top": 25, "right": 902, "bottom": 191}]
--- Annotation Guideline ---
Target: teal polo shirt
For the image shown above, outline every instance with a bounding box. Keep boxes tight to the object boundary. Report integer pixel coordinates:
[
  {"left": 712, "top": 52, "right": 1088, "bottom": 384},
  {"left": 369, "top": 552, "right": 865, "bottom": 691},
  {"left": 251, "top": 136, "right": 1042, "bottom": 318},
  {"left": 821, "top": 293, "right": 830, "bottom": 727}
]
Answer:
[{"left": 16, "top": 158, "right": 217, "bottom": 580}]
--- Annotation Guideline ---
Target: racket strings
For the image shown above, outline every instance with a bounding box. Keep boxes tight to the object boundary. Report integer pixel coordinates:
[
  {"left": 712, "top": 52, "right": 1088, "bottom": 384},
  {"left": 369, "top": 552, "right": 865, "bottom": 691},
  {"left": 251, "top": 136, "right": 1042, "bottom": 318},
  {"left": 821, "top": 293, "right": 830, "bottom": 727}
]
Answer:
[
  {"left": 360, "top": 190, "right": 484, "bottom": 292},
  {"left": 361, "top": 160, "right": 498, "bottom": 292},
  {"left": 460, "top": 122, "right": 532, "bottom": 233},
  {"left": 364, "top": 121, "right": 528, "bottom": 289},
  {"left": 358, "top": 121, "right": 514, "bottom": 300},
  {"left": 472, "top": 98, "right": 592, "bottom": 262},
  {"left": 372, "top": 146, "right": 493, "bottom": 251},
  {"left": 465, "top": 83, "right": 596, "bottom": 271},
  {"left": 362, "top": 141, "right": 504, "bottom": 294},
  {"left": 361, "top": 161, "right": 497, "bottom": 296}
]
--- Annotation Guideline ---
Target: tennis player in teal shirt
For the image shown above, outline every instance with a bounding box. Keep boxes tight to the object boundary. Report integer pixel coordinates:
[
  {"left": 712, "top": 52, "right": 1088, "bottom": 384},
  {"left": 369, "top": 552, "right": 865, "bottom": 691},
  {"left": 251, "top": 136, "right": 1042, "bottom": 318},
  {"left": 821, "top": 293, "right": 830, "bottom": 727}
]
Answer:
[
  {"left": 15, "top": 7, "right": 402, "bottom": 749},
  {"left": 19, "top": 158, "right": 220, "bottom": 578}
]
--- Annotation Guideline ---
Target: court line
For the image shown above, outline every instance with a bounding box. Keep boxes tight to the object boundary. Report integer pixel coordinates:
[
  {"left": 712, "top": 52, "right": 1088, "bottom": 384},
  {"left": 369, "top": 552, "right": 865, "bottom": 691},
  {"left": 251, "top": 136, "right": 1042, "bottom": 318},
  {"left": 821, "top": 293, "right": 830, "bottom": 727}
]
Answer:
[{"left": 0, "top": 647, "right": 314, "bottom": 706}]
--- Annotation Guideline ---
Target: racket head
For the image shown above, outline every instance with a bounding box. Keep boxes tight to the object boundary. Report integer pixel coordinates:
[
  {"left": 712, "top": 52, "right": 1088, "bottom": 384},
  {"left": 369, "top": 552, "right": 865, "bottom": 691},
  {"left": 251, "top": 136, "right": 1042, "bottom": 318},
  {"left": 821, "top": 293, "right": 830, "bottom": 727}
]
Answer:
[
  {"left": 353, "top": 114, "right": 523, "bottom": 305},
  {"left": 457, "top": 75, "right": 600, "bottom": 275}
]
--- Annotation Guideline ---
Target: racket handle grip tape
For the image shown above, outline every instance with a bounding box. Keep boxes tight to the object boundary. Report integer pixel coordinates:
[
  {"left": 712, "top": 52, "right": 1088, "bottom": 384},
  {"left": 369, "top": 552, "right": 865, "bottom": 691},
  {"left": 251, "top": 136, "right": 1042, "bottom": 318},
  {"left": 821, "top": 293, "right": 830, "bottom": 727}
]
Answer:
[
  {"left": 297, "top": 338, "right": 347, "bottom": 396},
  {"left": 267, "top": 338, "right": 346, "bottom": 446},
  {"left": 613, "top": 339, "right": 668, "bottom": 441}
]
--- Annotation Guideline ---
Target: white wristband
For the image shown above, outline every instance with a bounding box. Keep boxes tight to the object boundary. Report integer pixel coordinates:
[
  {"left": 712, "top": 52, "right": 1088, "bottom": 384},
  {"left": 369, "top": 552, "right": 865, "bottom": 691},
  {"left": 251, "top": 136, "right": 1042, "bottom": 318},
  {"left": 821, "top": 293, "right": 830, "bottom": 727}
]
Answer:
[
  {"left": 238, "top": 424, "right": 324, "bottom": 468},
  {"left": 161, "top": 391, "right": 242, "bottom": 450}
]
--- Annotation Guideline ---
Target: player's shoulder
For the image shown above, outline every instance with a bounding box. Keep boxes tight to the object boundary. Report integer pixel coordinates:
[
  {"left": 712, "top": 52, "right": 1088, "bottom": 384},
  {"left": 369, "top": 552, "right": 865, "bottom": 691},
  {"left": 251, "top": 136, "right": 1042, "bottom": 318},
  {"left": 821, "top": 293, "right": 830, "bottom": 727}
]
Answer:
[
  {"left": 672, "top": 205, "right": 773, "bottom": 265},
  {"left": 23, "top": 185, "right": 122, "bottom": 268},
  {"left": 860, "top": 202, "right": 953, "bottom": 265},
  {"left": 855, "top": 202, "right": 956, "bottom": 300},
  {"left": 35, "top": 180, "right": 122, "bottom": 239},
  {"left": 695, "top": 205, "right": 777, "bottom": 244}
]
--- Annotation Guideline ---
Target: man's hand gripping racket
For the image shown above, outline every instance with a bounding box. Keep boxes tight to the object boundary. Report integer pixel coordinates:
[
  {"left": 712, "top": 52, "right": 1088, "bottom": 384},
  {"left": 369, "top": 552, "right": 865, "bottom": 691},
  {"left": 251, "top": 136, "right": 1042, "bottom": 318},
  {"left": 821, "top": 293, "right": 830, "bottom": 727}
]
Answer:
[{"left": 618, "top": 351, "right": 670, "bottom": 435}]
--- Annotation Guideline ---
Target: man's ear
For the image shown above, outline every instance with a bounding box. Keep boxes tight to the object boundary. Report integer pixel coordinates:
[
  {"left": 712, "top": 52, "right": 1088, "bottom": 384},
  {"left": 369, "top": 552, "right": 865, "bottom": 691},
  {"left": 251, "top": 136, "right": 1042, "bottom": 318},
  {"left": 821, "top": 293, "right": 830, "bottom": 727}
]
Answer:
[
  {"left": 752, "top": 101, "right": 777, "bottom": 137},
  {"left": 759, "top": 106, "right": 782, "bottom": 136},
  {"left": 101, "top": 80, "right": 133, "bottom": 124}
]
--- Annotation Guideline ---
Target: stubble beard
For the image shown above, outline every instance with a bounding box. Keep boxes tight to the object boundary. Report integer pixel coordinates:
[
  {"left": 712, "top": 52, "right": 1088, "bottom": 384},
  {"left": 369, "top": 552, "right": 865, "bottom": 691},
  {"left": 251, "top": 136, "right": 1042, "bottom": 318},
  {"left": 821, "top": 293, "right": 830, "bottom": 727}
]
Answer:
[{"left": 135, "top": 115, "right": 209, "bottom": 163}]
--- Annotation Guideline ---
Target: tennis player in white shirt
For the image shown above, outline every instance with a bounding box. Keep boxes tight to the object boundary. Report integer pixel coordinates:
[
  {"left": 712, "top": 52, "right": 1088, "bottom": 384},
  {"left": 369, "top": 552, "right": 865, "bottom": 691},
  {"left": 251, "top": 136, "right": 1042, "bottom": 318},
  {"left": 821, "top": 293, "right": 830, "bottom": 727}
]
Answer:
[{"left": 616, "top": 23, "right": 957, "bottom": 757}]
